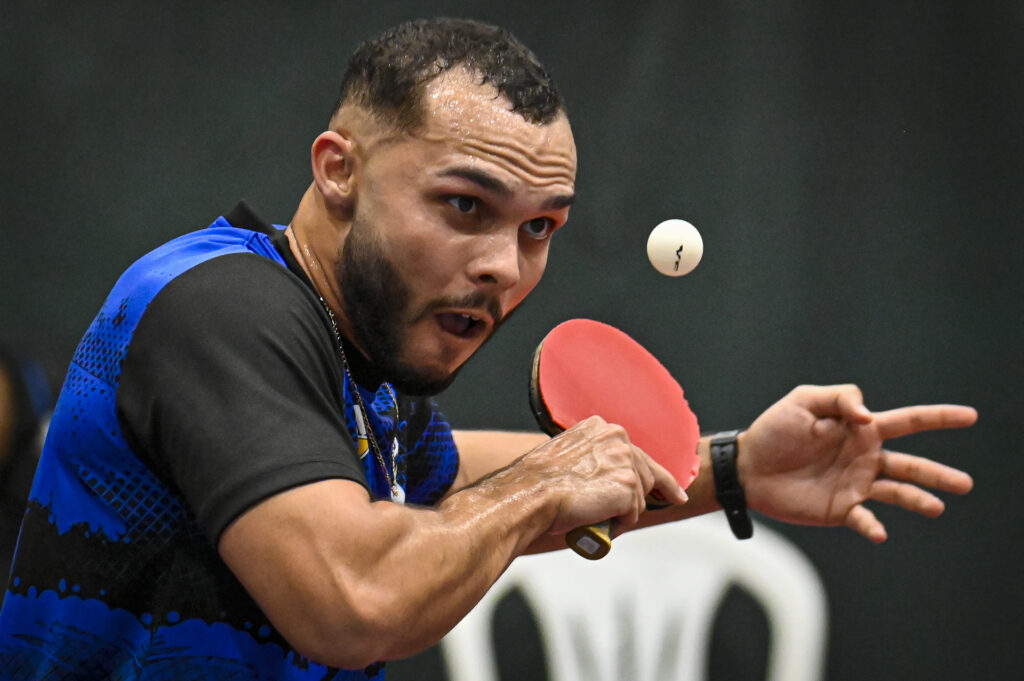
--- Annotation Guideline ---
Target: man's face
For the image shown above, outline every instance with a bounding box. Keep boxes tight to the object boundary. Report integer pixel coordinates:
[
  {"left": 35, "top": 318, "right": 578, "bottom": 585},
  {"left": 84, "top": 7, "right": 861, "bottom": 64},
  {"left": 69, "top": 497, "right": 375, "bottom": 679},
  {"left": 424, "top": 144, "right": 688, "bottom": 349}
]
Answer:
[{"left": 336, "top": 69, "right": 577, "bottom": 395}]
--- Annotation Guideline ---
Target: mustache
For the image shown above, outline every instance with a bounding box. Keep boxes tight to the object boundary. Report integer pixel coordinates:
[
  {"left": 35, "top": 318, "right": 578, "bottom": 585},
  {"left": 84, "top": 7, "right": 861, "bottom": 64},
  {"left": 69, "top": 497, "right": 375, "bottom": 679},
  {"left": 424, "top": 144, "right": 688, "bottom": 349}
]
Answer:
[{"left": 417, "top": 291, "right": 504, "bottom": 326}]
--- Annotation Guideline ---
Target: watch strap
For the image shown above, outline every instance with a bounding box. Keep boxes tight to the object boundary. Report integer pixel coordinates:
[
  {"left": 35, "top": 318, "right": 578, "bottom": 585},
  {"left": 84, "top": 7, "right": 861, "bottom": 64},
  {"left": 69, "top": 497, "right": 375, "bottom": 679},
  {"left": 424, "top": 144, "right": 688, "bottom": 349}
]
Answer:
[{"left": 711, "top": 430, "right": 753, "bottom": 539}]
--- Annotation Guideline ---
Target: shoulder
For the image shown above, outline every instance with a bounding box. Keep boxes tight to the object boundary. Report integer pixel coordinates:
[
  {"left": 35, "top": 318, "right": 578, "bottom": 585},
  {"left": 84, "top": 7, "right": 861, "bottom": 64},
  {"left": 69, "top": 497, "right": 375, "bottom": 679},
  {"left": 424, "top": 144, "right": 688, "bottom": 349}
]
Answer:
[
  {"left": 121, "top": 248, "right": 337, "bottom": 401},
  {"left": 145, "top": 249, "right": 318, "bottom": 331},
  {"left": 73, "top": 226, "right": 304, "bottom": 389}
]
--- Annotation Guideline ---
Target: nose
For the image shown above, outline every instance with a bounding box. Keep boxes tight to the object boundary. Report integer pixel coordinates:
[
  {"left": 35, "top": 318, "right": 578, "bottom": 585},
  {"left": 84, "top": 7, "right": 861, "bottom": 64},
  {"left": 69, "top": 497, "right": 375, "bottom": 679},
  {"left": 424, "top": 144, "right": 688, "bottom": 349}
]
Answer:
[{"left": 468, "top": 228, "right": 521, "bottom": 290}]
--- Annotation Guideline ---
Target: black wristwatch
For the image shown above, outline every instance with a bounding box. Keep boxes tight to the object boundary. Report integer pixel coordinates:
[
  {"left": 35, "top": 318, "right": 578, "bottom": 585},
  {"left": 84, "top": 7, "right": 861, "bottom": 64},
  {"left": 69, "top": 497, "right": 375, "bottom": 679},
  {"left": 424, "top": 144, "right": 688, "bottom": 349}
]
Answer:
[{"left": 711, "top": 430, "right": 753, "bottom": 539}]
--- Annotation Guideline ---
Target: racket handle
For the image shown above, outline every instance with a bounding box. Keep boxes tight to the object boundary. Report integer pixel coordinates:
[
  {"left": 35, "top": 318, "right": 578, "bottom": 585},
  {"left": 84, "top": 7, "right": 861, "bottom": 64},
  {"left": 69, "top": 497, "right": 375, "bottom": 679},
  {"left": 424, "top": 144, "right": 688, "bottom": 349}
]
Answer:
[
  {"left": 566, "top": 493, "right": 671, "bottom": 559},
  {"left": 566, "top": 522, "right": 612, "bottom": 560}
]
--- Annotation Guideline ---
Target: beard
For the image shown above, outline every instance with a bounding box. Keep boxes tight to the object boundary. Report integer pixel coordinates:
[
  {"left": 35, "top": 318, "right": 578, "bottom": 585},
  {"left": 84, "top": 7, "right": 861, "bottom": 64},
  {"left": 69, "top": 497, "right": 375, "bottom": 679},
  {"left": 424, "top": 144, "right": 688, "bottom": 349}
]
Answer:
[{"left": 336, "top": 221, "right": 505, "bottom": 396}]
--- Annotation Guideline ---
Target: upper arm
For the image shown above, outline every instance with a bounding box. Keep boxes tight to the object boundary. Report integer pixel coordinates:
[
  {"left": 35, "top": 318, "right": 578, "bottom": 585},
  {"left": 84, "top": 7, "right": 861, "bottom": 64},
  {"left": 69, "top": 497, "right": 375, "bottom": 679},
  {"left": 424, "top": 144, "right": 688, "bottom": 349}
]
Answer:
[
  {"left": 449, "top": 430, "right": 549, "bottom": 494},
  {"left": 217, "top": 478, "right": 390, "bottom": 667},
  {"left": 118, "top": 253, "right": 368, "bottom": 541},
  {"left": 217, "top": 466, "right": 554, "bottom": 667}
]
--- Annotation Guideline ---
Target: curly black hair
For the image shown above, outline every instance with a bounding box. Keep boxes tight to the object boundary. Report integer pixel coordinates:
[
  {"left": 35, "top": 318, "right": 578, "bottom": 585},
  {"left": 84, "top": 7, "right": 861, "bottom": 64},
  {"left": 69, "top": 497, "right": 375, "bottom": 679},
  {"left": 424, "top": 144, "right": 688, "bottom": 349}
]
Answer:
[{"left": 334, "top": 18, "right": 564, "bottom": 130}]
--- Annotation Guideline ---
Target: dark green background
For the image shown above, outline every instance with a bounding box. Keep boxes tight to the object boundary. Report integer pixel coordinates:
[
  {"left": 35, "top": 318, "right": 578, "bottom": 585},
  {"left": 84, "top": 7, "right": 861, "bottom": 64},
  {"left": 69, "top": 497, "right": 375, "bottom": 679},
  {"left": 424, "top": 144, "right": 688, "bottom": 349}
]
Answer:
[{"left": 2, "top": 2, "right": 1020, "bottom": 679}]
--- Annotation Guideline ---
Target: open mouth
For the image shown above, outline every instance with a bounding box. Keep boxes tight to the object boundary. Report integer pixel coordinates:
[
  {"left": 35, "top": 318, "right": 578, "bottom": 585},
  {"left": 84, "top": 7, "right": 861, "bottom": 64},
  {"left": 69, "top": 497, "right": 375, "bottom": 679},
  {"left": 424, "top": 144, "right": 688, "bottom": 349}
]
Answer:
[{"left": 436, "top": 312, "right": 487, "bottom": 339}]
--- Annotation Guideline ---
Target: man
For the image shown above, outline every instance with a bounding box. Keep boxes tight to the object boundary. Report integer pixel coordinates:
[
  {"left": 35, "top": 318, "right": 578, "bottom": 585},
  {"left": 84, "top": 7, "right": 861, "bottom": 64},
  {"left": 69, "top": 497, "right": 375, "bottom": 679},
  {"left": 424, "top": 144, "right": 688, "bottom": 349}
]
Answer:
[{"left": 0, "top": 18, "right": 976, "bottom": 681}]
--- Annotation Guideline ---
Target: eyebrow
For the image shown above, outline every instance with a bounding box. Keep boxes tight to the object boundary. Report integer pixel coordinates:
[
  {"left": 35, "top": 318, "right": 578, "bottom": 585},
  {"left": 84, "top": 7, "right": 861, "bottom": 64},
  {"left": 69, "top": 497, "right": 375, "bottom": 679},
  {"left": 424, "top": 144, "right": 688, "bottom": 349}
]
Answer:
[
  {"left": 438, "top": 167, "right": 510, "bottom": 196},
  {"left": 544, "top": 193, "right": 576, "bottom": 210},
  {"left": 437, "top": 167, "right": 575, "bottom": 210}
]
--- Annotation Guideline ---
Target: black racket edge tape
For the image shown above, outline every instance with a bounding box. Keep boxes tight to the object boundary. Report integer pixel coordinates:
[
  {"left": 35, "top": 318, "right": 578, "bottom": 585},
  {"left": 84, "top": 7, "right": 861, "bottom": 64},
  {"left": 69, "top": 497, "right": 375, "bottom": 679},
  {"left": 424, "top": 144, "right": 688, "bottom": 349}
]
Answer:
[
  {"left": 528, "top": 337, "right": 561, "bottom": 438},
  {"left": 528, "top": 336, "right": 614, "bottom": 560}
]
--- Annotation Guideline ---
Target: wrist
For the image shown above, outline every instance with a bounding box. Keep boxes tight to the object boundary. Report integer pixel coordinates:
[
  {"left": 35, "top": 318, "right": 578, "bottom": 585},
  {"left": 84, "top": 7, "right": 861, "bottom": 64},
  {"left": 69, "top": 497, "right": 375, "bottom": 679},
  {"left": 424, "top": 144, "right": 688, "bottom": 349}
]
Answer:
[
  {"left": 710, "top": 430, "right": 753, "bottom": 539},
  {"left": 734, "top": 429, "right": 752, "bottom": 490}
]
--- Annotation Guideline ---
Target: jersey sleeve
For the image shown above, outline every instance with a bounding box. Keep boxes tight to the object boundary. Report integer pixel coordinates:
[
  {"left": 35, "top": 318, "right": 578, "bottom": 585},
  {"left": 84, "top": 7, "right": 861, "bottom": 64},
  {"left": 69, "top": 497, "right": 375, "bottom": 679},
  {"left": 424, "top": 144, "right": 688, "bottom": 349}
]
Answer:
[{"left": 117, "top": 252, "right": 368, "bottom": 542}]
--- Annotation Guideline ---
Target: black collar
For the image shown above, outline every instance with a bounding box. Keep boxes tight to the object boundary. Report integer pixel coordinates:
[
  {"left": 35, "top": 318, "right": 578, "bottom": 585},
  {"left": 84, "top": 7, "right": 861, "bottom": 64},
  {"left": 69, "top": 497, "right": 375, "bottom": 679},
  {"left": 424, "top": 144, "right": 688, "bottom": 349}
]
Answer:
[
  {"left": 222, "top": 201, "right": 386, "bottom": 389},
  {"left": 224, "top": 200, "right": 275, "bottom": 236}
]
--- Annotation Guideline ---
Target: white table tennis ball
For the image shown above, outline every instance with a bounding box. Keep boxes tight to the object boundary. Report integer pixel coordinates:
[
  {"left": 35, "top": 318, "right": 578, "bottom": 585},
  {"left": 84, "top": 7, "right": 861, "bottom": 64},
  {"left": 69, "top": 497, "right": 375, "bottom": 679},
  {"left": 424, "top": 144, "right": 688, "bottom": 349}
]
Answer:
[{"left": 647, "top": 219, "right": 703, "bottom": 276}]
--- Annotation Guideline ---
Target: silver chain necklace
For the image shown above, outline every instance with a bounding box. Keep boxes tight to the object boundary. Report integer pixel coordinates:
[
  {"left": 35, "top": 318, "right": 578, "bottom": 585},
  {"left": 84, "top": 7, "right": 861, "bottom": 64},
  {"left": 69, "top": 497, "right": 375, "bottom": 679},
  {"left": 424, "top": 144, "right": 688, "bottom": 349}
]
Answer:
[{"left": 317, "top": 297, "right": 404, "bottom": 503}]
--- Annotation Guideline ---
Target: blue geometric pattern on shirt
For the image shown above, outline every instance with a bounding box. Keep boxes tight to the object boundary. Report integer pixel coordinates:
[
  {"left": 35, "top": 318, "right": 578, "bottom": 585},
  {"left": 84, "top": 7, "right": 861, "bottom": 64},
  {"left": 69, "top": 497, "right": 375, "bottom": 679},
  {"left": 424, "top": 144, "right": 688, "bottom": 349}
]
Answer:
[
  {"left": 0, "top": 221, "right": 395, "bottom": 680},
  {"left": 339, "top": 383, "right": 458, "bottom": 505},
  {"left": 403, "top": 401, "right": 458, "bottom": 506},
  {"left": 29, "top": 224, "right": 286, "bottom": 540},
  {"left": 0, "top": 591, "right": 380, "bottom": 680},
  {"left": 34, "top": 363, "right": 187, "bottom": 545}
]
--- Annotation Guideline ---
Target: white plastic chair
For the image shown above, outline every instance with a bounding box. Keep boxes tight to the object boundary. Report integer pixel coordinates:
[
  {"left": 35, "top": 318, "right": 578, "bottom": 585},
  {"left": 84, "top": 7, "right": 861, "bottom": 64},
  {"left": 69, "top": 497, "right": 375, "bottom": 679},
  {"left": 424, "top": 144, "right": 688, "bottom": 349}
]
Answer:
[{"left": 441, "top": 514, "right": 828, "bottom": 681}]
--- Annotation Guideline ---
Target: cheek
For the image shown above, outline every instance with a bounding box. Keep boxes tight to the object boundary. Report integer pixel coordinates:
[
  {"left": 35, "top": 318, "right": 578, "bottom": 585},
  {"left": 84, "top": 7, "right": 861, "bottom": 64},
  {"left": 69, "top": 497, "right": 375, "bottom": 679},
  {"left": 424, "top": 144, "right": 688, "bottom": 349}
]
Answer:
[
  {"left": 510, "top": 248, "right": 549, "bottom": 305},
  {"left": 371, "top": 204, "right": 452, "bottom": 281},
  {"left": 396, "top": 231, "right": 461, "bottom": 288}
]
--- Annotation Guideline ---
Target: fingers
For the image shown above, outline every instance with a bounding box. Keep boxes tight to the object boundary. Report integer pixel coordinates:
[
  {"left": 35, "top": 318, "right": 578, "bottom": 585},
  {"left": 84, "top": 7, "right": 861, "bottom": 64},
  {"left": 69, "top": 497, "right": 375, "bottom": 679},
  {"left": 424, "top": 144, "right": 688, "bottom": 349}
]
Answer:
[
  {"left": 615, "top": 444, "right": 686, "bottom": 527},
  {"left": 642, "top": 448, "right": 688, "bottom": 506},
  {"left": 797, "top": 384, "right": 873, "bottom": 424},
  {"left": 792, "top": 385, "right": 978, "bottom": 437},
  {"left": 881, "top": 451, "right": 974, "bottom": 495},
  {"left": 847, "top": 449, "right": 974, "bottom": 542},
  {"left": 869, "top": 479, "right": 945, "bottom": 517},
  {"left": 874, "top": 405, "right": 978, "bottom": 441},
  {"left": 845, "top": 504, "right": 888, "bottom": 543},
  {"left": 543, "top": 417, "right": 672, "bottom": 532},
  {"left": 624, "top": 443, "right": 654, "bottom": 525},
  {"left": 576, "top": 416, "right": 686, "bottom": 509}
]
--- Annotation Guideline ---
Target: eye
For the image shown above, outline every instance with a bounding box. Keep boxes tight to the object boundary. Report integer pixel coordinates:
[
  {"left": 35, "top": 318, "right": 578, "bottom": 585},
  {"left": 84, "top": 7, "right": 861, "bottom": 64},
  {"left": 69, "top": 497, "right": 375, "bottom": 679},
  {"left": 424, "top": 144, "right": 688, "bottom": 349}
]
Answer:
[
  {"left": 446, "top": 195, "right": 477, "bottom": 214},
  {"left": 522, "top": 217, "right": 555, "bottom": 240}
]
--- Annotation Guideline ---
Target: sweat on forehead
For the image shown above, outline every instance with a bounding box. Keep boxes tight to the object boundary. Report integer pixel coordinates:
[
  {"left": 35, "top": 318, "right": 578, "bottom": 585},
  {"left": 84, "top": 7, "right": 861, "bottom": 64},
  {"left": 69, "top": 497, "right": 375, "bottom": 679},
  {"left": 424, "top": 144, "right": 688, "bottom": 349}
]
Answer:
[{"left": 332, "top": 17, "right": 565, "bottom": 132}]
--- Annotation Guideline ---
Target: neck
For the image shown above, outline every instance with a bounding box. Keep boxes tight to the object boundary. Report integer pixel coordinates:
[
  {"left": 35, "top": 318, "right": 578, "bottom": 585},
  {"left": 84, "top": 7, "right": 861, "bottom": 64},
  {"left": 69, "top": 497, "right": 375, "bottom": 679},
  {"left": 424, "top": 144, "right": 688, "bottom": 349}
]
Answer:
[
  {"left": 286, "top": 186, "right": 338, "bottom": 303},
  {"left": 316, "top": 294, "right": 385, "bottom": 389},
  {"left": 286, "top": 185, "right": 373, "bottom": 363}
]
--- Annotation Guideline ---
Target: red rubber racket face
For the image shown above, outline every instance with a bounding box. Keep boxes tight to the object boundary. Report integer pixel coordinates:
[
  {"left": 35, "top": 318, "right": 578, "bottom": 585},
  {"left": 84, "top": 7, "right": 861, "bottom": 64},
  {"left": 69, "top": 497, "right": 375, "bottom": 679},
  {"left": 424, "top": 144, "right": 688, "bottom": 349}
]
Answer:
[{"left": 530, "top": 319, "right": 701, "bottom": 489}]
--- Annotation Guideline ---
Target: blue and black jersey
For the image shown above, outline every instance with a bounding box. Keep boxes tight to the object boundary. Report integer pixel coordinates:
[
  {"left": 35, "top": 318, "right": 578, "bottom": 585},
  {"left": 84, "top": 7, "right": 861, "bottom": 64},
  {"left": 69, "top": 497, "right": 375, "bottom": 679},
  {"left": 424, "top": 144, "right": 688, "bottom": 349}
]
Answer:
[{"left": 0, "top": 202, "right": 459, "bottom": 680}]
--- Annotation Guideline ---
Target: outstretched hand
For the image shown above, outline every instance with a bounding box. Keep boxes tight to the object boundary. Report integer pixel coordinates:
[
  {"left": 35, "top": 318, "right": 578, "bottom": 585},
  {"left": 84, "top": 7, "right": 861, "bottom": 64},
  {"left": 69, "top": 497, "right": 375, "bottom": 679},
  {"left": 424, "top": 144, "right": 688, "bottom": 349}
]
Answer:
[{"left": 738, "top": 384, "right": 976, "bottom": 543}]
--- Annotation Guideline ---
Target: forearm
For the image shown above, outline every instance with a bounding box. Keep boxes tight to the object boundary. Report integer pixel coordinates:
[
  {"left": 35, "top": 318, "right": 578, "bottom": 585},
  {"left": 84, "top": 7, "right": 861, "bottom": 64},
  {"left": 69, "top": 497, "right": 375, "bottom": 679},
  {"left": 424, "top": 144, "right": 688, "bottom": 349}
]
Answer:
[
  {"left": 449, "top": 429, "right": 549, "bottom": 494},
  {"left": 521, "top": 434, "right": 723, "bottom": 553},
  {"left": 637, "top": 435, "right": 721, "bottom": 523},
  {"left": 371, "top": 462, "right": 561, "bottom": 654},
  {"left": 222, "top": 468, "right": 561, "bottom": 668},
  {"left": 452, "top": 429, "right": 731, "bottom": 554}
]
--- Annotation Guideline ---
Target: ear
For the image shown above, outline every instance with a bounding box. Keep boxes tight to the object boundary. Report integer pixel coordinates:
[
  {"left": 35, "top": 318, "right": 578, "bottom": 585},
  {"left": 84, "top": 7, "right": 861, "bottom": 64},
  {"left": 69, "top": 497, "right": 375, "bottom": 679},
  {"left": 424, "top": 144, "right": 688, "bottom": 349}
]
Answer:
[{"left": 311, "top": 130, "right": 358, "bottom": 218}]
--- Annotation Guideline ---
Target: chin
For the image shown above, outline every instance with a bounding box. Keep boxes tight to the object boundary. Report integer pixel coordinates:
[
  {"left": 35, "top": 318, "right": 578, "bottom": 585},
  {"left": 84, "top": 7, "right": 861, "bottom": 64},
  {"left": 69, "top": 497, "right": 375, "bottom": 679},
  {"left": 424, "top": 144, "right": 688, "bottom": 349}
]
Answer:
[
  {"left": 380, "top": 351, "right": 455, "bottom": 397},
  {"left": 388, "top": 366, "right": 458, "bottom": 397},
  {"left": 388, "top": 326, "right": 494, "bottom": 395}
]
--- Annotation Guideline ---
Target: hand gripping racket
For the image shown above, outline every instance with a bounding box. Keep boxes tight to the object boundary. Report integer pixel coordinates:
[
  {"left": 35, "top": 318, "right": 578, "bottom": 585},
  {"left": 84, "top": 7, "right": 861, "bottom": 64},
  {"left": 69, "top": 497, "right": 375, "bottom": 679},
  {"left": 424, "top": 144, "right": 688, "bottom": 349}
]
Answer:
[{"left": 529, "top": 318, "right": 701, "bottom": 559}]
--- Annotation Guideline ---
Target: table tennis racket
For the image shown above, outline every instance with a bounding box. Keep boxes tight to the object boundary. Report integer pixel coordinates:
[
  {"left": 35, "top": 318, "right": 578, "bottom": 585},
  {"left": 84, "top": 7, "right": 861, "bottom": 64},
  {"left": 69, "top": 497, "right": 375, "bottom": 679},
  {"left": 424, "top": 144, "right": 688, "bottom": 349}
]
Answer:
[{"left": 529, "top": 318, "right": 701, "bottom": 559}]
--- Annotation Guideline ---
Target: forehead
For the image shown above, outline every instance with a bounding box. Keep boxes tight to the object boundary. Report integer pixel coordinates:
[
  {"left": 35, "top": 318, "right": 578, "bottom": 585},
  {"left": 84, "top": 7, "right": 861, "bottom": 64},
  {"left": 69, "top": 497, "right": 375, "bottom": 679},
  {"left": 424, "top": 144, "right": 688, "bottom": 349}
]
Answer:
[{"left": 408, "top": 69, "right": 577, "bottom": 189}]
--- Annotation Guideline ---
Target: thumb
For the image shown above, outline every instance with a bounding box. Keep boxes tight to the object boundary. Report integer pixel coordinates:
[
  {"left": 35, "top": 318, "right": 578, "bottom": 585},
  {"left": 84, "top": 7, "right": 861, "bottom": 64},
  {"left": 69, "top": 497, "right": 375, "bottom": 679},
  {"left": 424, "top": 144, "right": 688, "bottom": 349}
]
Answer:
[{"left": 804, "top": 384, "right": 873, "bottom": 424}]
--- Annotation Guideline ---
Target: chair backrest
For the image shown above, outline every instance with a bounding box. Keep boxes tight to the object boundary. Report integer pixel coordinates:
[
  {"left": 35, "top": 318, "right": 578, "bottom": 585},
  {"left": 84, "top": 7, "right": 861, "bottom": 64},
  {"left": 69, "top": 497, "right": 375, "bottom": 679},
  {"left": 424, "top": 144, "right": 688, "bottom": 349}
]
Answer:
[{"left": 441, "top": 514, "right": 828, "bottom": 681}]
